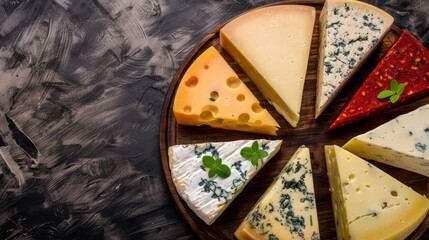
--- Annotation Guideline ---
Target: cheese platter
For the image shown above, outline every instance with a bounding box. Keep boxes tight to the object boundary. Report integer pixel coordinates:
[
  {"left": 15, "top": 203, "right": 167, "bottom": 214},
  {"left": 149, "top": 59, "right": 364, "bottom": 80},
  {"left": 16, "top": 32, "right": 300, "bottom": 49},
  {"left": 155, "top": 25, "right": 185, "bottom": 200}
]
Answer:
[{"left": 159, "top": 1, "right": 429, "bottom": 239}]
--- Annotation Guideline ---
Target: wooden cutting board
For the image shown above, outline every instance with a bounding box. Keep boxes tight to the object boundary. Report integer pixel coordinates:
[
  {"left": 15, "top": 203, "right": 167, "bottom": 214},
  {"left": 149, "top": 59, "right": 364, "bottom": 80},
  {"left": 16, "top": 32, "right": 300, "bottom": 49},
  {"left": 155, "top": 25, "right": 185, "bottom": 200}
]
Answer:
[{"left": 159, "top": 1, "right": 429, "bottom": 239}]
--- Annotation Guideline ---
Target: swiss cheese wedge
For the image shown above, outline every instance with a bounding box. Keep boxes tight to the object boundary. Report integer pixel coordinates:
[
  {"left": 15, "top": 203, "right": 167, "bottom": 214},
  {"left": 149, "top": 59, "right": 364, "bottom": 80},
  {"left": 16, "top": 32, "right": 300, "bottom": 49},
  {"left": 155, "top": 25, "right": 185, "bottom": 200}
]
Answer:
[
  {"left": 169, "top": 139, "right": 282, "bottom": 225},
  {"left": 235, "top": 146, "right": 320, "bottom": 240},
  {"left": 173, "top": 46, "right": 279, "bottom": 135},
  {"left": 325, "top": 145, "right": 429, "bottom": 240},
  {"left": 220, "top": 5, "right": 315, "bottom": 127},
  {"left": 344, "top": 103, "right": 429, "bottom": 177},
  {"left": 315, "top": 0, "right": 394, "bottom": 118}
]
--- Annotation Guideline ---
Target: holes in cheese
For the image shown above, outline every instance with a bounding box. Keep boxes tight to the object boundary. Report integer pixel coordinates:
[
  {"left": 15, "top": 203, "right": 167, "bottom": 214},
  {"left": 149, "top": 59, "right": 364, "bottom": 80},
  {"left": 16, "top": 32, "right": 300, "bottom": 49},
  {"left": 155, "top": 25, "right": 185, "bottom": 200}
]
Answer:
[
  {"left": 173, "top": 46, "right": 280, "bottom": 135},
  {"left": 325, "top": 145, "right": 429, "bottom": 240}
]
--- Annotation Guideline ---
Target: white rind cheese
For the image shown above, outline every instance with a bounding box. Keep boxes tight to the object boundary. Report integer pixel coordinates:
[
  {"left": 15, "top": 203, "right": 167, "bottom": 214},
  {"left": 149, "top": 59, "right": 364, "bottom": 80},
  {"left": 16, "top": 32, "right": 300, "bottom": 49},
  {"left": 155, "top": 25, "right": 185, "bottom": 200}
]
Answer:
[
  {"left": 315, "top": 0, "right": 394, "bottom": 118},
  {"left": 344, "top": 103, "right": 429, "bottom": 177},
  {"left": 325, "top": 145, "right": 429, "bottom": 240},
  {"left": 235, "top": 146, "right": 320, "bottom": 240},
  {"left": 168, "top": 139, "right": 282, "bottom": 225}
]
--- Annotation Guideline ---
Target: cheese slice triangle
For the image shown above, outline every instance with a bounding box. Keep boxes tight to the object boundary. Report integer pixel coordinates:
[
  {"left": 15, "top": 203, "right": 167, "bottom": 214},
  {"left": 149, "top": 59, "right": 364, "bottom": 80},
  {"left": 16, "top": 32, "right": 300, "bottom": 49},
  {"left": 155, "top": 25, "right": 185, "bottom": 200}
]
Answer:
[
  {"left": 325, "top": 145, "right": 429, "bottom": 240},
  {"left": 220, "top": 5, "right": 316, "bottom": 127},
  {"left": 173, "top": 46, "right": 279, "bottom": 135},
  {"left": 343, "top": 103, "right": 429, "bottom": 177},
  {"left": 235, "top": 146, "right": 320, "bottom": 240},
  {"left": 328, "top": 30, "right": 429, "bottom": 131},
  {"left": 315, "top": 0, "right": 394, "bottom": 118},
  {"left": 169, "top": 139, "right": 282, "bottom": 225}
]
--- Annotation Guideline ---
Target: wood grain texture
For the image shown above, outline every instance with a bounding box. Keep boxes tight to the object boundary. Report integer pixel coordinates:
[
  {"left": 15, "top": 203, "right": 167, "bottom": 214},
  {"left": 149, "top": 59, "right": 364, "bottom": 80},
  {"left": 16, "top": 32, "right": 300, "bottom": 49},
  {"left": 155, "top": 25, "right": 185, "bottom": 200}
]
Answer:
[{"left": 159, "top": 2, "right": 429, "bottom": 239}]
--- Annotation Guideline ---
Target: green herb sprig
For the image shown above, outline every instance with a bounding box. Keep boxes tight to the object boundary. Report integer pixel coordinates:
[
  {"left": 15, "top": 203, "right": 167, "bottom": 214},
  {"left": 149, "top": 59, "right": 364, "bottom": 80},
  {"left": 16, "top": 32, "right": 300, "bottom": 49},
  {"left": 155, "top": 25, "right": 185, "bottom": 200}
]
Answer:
[
  {"left": 202, "top": 156, "right": 231, "bottom": 179},
  {"left": 377, "top": 79, "right": 405, "bottom": 103},
  {"left": 240, "top": 141, "right": 268, "bottom": 166}
]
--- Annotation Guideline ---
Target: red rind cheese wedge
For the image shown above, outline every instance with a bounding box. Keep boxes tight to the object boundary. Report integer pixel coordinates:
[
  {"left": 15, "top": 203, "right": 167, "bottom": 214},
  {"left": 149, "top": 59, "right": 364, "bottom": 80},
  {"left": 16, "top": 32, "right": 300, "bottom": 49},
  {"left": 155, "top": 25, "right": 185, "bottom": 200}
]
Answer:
[{"left": 328, "top": 30, "right": 429, "bottom": 132}]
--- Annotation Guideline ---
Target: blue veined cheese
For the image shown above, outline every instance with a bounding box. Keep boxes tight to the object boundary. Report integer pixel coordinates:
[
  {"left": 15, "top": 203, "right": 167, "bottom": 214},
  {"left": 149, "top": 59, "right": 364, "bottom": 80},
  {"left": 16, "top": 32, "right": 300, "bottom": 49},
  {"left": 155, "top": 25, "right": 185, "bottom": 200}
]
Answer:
[
  {"left": 235, "top": 146, "right": 320, "bottom": 240},
  {"left": 315, "top": 0, "right": 394, "bottom": 118},
  {"left": 344, "top": 103, "right": 429, "bottom": 177},
  {"left": 325, "top": 145, "right": 429, "bottom": 240},
  {"left": 168, "top": 139, "right": 282, "bottom": 225}
]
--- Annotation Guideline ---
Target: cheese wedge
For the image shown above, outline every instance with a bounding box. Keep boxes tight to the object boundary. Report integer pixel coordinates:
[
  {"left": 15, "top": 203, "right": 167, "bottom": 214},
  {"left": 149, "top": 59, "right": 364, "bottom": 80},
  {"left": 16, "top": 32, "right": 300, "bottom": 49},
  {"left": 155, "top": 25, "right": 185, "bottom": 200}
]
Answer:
[
  {"left": 328, "top": 30, "right": 429, "bottom": 131},
  {"left": 220, "top": 5, "right": 315, "bottom": 127},
  {"left": 169, "top": 139, "right": 282, "bottom": 225},
  {"left": 235, "top": 146, "right": 320, "bottom": 240},
  {"left": 315, "top": 0, "right": 394, "bottom": 118},
  {"left": 173, "top": 46, "right": 279, "bottom": 135},
  {"left": 325, "top": 145, "right": 429, "bottom": 240},
  {"left": 344, "top": 103, "right": 429, "bottom": 177}
]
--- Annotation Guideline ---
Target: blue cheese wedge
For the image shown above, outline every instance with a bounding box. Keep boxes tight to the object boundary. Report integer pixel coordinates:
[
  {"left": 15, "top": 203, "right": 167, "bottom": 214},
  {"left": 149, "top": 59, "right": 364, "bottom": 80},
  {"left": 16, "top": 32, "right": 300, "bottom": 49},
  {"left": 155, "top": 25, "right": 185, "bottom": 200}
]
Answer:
[
  {"left": 315, "top": 0, "right": 394, "bottom": 118},
  {"left": 325, "top": 145, "right": 429, "bottom": 240},
  {"left": 235, "top": 146, "right": 320, "bottom": 240},
  {"left": 344, "top": 103, "right": 429, "bottom": 177},
  {"left": 168, "top": 139, "right": 282, "bottom": 225}
]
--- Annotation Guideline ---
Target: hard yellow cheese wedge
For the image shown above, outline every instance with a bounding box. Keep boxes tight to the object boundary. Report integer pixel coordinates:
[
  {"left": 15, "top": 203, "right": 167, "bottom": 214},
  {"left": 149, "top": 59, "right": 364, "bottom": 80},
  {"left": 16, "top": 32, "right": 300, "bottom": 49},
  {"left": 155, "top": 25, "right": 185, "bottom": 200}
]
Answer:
[
  {"left": 315, "top": 0, "right": 393, "bottom": 118},
  {"left": 220, "top": 5, "right": 316, "bottom": 127},
  {"left": 325, "top": 145, "right": 429, "bottom": 240},
  {"left": 235, "top": 146, "right": 320, "bottom": 240},
  {"left": 173, "top": 46, "right": 279, "bottom": 135}
]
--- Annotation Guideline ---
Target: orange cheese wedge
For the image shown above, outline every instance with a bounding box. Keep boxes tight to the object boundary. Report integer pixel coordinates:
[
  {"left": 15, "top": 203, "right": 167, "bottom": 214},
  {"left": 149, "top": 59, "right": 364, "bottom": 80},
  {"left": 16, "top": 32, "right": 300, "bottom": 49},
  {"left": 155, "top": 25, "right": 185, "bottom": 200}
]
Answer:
[{"left": 173, "top": 46, "right": 280, "bottom": 135}]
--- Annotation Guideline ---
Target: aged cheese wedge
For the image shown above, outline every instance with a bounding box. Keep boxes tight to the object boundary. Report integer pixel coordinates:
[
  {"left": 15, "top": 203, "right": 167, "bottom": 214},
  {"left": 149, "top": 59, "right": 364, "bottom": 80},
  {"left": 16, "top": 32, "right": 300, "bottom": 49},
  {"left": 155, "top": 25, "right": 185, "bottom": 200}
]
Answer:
[
  {"left": 173, "top": 46, "right": 279, "bottom": 135},
  {"left": 325, "top": 145, "right": 429, "bottom": 240},
  {"left": 315, "top": 0, "right": 394, "bottom": 118},
  {"left": 328, "top": 30, "right": 429, "bottom": 131},
  {"left": 343, "top": 103, "right": 429, "bottom": 177},
  {"left": 169, "top": 139, "right": 282, "bottom": 225},
  {"left": 235, "top": 146, "right": 320, "bottom": 240},
  {"left": 220, "top": 5, "right": 315, "bottom": 127}
]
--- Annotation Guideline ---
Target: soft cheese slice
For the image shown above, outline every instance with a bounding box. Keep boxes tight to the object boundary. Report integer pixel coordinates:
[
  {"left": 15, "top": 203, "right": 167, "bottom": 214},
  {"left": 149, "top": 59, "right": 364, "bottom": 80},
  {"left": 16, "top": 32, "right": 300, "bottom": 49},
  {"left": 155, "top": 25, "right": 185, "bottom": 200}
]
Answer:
[
  {"left": 343, "top": 103, "right": 429, "bottom": 177},
  {"left": 315, "top": 0, "right": 394, "bottom": 118},
  {"left": 235, "top": 146, "right": 320, "bottom": 240},
  {"left": 325, "top": 145, "right": 429, "bottom": 240},
  {"left": 220, "top": 5, "right": 315, "bottom": 127},
  {"left": 328, "top": 30, "right": 429, "bottom": 131},
  {"left": 169, "top": 139, "right": 282, "bottom": 225},
  {"left": 173, "top": 46, "right": 279, "bottom": 135}
]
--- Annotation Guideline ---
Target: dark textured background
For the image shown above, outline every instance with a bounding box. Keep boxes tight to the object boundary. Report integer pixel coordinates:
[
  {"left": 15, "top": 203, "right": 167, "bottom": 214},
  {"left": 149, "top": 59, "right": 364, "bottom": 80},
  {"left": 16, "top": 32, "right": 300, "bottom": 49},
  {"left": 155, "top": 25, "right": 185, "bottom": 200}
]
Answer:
[{"left": 0, "top": 0, "right": 428, "bottom": 239}]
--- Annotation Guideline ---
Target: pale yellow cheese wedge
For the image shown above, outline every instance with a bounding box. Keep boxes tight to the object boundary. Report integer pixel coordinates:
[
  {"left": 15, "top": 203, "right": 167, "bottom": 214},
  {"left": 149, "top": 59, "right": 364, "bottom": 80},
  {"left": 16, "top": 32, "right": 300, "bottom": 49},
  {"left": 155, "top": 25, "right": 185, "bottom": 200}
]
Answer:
[
  {"left": 325, "top": 145, "right": 429, "bottom": 240},
  {"left": 220, "top": 5, "right": 315, "bottom": 127},
  {"left": 173, "top": 46, "right": 279, "bottom": 135},
  {"left": 235, "top": 146, "right": 320, "bottom": 240}
]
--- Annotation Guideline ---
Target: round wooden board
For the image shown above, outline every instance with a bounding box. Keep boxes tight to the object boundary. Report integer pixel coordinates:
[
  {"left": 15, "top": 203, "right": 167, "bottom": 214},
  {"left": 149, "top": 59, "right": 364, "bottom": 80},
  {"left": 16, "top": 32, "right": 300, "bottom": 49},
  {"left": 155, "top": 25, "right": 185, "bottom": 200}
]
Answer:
[{"left": 159, "top": 1, "right": 429, "bottom": 239}]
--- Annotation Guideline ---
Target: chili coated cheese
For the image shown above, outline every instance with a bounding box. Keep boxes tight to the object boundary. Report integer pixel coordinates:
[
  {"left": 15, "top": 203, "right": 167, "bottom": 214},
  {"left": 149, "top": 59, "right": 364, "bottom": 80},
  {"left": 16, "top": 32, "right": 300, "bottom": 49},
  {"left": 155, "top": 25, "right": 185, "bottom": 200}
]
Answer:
[{"left": 328, "top": 30, "right": 429, "bottom": 131}]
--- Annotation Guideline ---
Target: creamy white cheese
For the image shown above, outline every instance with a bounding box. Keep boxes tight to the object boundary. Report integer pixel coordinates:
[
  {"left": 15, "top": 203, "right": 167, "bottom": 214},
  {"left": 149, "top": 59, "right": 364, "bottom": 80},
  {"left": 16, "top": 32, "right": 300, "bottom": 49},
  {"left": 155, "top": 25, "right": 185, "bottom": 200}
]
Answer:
[
  {"left": 344, "top": 103, "right": 429, "bottom": 177},
  {"left": 168, "top": 139, "right": 282, "bottom": 225}
]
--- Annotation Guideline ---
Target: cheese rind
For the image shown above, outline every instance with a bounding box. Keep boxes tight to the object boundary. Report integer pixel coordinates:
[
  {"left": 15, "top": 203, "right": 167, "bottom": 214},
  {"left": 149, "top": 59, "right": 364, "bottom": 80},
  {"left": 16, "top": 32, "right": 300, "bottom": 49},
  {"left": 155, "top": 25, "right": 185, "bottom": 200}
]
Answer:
[
  {"left": 235, "top": 146, "right": 320, "bottom": 240},
  {"left": 315, "top": 0, "right": 394, "bottom": 118},
  {"left": 220, "top": 5, "right": 315, "bottom": 127},
  {"left": 173, "top": 46, "right": 279, "bottom": 135},
  {"left": 328, "top": 30, "right": 429, "bottom": 131},
  {"left": 168, "top": 139, "right": 282, "bottom": 225},
  {"left": 325, "top": 145, "right": 429, "bottom": 240},
  {"left": 343, "top": 103, "right": 429, "bottom": 177}
]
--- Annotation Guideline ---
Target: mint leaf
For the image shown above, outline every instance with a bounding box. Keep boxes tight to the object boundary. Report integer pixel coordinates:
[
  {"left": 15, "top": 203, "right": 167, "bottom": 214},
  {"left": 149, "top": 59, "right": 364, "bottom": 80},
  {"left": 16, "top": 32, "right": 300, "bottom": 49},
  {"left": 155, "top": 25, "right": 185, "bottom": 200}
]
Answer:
[
  {"left": 377, "top": 90, "right": 395, "bottom": 99},
  {"left": 377, "top": 79, "right": 405, "bottom": 103},
  {"left": 217, "top": 164, "right": 231, "bottom": 178},
  {"left": 202, "top": 155, "right": 231, "bottom": 179},
  {"left": 390, "top": 94, "right": 400, "bottom": 103},
  {"left": 202, "top": 155, "right": 216, "bottom": 168},
  {"left": 251, "top": 141, "right": 259, "bottom": 151},
  {"left": 240, "top": 141, "right": 269, "bottom": 166},
  {"left": 390, "top": 79, "right": 399, "bottom": 92}
]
